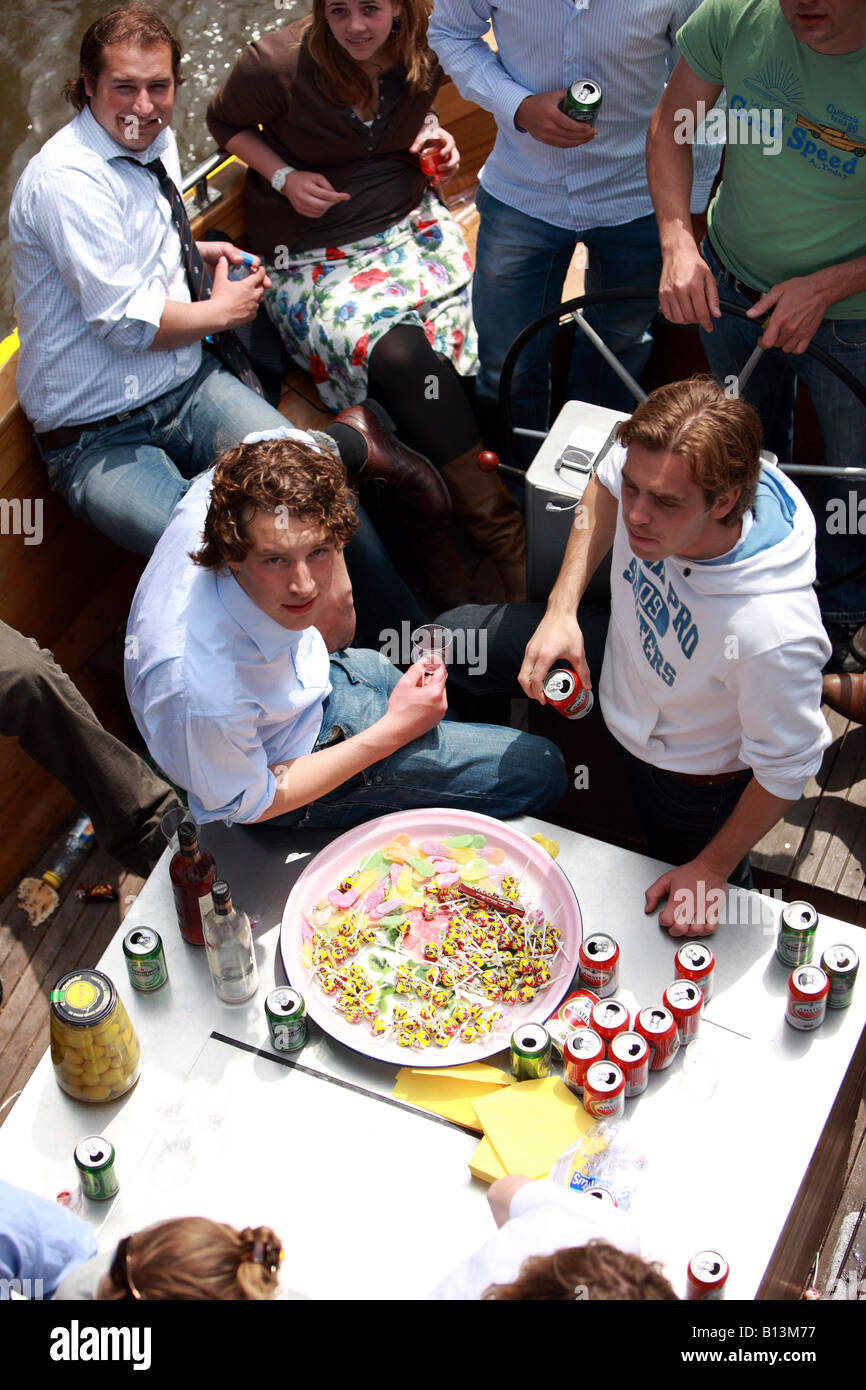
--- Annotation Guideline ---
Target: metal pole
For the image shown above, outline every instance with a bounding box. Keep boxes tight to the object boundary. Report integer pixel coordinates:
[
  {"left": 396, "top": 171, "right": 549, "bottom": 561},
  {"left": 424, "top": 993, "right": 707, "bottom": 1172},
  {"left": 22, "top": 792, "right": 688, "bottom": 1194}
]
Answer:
[
  {"left": 735, "top": 344, "right": 764, "bottom": 395},
  {"left": 570, "top": 310, "right": 648, "bottom": 404}
]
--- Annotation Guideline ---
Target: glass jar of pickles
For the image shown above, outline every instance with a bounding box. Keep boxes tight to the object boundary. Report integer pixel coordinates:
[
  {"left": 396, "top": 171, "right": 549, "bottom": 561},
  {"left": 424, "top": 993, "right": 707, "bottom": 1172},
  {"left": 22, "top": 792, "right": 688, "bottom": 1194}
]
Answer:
[{"left": 50, "top": 969, "right": 141, "bottom": 1102}]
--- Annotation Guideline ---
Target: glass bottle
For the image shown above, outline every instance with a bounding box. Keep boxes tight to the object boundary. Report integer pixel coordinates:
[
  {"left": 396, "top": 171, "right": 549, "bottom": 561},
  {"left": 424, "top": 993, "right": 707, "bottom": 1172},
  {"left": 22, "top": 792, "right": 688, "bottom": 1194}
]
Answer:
[
  {"left": 202, "top": 880, "right": 258, "bottom": 1004},
  {"left": 169, "top": 821, "right": 216, "bottom": 946}
]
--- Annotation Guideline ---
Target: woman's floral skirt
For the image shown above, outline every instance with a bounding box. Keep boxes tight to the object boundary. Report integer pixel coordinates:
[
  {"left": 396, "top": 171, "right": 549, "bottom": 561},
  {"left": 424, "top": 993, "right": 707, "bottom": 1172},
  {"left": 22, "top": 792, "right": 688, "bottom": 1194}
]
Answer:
[{"left": 264, "top": 188, "right": 478, "bottom": 411}]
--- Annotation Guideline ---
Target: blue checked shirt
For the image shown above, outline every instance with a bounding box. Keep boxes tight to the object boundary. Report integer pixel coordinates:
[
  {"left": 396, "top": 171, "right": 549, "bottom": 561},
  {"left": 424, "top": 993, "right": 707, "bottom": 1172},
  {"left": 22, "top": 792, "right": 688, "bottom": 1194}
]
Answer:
[
  {"left": 428, "top": 0, "right": 720, "bottom": 231},
  {"left": 9, "top": 105, "right": 200, "bottom": 432}
]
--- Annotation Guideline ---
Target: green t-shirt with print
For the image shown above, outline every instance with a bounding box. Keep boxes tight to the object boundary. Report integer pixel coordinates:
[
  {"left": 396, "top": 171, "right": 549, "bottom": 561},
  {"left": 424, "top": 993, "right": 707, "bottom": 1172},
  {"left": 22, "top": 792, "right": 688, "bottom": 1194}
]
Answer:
[{"left": 677, "top": 0, "right": 866, "bottom": 317}]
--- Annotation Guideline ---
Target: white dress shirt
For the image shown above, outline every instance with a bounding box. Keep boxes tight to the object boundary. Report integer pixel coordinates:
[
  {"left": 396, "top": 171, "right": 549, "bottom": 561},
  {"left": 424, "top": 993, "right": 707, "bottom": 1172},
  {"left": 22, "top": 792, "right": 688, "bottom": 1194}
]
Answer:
[
  {"left": 428, "top": 0, "right": 720, "bottom": 231},
  {"left": 125, "top": 468, "right": 331, "bottom": 825},
  {"left": 10, "top": 105, "right": 200, "bottom": 432}
]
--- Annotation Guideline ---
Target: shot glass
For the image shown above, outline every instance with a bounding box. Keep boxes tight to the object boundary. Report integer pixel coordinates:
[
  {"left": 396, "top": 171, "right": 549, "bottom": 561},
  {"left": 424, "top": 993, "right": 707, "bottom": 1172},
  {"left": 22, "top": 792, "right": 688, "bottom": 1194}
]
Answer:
[{"left": 410, "top": 623, "right": 454, "bottom": 684}]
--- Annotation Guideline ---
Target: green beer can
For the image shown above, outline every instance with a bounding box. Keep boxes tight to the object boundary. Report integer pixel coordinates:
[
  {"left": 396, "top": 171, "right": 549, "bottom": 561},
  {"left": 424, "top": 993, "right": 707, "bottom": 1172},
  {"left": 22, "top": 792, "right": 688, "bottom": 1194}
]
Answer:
[
  {"left": 123, "top": 927, "right": 168, "bottom": 993},
  {"left": 266, "top": 987, "right": 307, "bottom": 1052},
  {"left": 510, "top": 1022, "right": 552, "bottom": 1081},
  {"left": 75, "top": 1135, "right": 119, "bottom": 1202},
  {"left": 776, "top": 901, "right": 818, "bottom": 968},
  {"left": 559, "top": 79, "right": 603, "bottom": 127}
]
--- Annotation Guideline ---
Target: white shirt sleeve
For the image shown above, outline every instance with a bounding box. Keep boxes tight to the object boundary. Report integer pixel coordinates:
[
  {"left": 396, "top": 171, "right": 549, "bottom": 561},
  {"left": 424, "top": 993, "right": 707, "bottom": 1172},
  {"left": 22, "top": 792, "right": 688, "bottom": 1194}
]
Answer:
[
  {"left": 430, "top": 1179, "right": 641, "bottom": 1300},
  {"left": 428, "top": 0, "right": 532, "bottom": 132}
]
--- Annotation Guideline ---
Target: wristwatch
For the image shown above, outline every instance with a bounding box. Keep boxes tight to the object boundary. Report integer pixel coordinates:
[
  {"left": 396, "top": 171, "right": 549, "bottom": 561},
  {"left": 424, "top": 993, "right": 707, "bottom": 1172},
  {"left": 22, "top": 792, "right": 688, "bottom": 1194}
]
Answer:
[{"left": 270, "top": 166, "right": 297, "bottom": 192}]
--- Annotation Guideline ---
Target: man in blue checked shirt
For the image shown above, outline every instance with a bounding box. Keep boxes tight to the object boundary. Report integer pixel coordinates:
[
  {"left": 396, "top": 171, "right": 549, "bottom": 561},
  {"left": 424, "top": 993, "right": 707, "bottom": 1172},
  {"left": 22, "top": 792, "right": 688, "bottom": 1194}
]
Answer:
[
  {"left": 428, "top": 0, "right": 720, "bottom": 461},
  {"left": 9, "top": 6, "right": 446, "bottom": 598}
]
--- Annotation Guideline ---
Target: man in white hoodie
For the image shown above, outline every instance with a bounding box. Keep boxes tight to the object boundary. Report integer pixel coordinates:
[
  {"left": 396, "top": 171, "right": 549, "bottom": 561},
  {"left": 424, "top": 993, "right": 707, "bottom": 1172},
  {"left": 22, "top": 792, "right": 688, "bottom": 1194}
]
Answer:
[{"left": 443, "top": 377, "right": 831, "bottom": 935}]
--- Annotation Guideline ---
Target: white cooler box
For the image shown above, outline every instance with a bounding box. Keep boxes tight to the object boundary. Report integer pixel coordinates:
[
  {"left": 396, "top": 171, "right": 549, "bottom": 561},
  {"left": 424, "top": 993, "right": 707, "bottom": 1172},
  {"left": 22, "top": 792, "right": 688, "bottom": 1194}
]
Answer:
[{"left": 525, "top": 400, "right": 627, "bottom": 603}]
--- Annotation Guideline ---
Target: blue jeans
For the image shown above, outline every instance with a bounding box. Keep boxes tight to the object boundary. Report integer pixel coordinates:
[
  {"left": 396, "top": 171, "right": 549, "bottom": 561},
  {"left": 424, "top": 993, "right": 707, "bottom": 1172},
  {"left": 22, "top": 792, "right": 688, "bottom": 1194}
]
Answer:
[
  {"left": 472, "top": 189, "right": 662, "bottom": 447},
  {"left": 266, "top": 647, "right": 567, "bottom": 829},
  {"left": 700, "top": 240, "right": 866, "bottom": 625},
  {"left": 40, "top": 353, "right": 424, "bottom": 642},
  {"left": 41, "top": 354, "right": 290, "bottom": 556}
]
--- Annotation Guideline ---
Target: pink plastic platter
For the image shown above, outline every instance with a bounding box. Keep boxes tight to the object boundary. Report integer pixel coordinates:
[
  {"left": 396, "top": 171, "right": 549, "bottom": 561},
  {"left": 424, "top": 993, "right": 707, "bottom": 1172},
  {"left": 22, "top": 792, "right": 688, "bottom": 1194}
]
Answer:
[{"left": 279, "top": 808, "right": 582, "bottom": 1068}]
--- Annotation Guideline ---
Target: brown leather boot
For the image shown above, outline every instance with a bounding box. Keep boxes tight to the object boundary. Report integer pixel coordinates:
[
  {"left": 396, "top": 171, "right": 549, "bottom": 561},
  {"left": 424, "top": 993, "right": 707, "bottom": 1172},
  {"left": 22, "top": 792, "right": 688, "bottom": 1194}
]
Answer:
[
  {"left": 822, "top": 672, "right": 866, "bottom": 724},
  {"left": 440, "top": 445, "right": 526, "bottom": 602}
]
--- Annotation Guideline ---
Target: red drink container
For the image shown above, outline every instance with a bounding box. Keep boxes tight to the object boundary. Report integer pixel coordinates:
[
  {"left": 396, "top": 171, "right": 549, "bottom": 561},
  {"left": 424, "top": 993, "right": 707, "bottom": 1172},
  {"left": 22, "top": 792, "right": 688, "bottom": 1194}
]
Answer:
[
  {"left": 590, "top": 997, "right": 631, "bottom": 1050},
  {"left": 609, "top": 1030, "right": 650, "bottom": 1097},
  {"left": 542, "top": 665, "right": 594, "bottom": 719},
  {"left": 635, "top": 1006, "right": 680, "bottom": 1070},
  {"left": 686, "top": 1250, "right": 729, "bottom": 1300},
  {"left": 583, "top": 1060, "right": 626, "bottom": 1121},
  {"left": 579, "top": 933, "right": 620, "bottom": 998},
  {"left": 674, "top": 941, "right": 715, "bottom": 1003},
  {"left": 786, "top": 965, "right": 829, "bottom": 1031},
  {"left": 563, "top": 1028, "right": 605, "bottom": 1097},
  {"left": 419, "top": 137, "right": 445, "bottom": 179},
  {"left": 663, "top": 979, "right": 703, "bottom": 1045}
]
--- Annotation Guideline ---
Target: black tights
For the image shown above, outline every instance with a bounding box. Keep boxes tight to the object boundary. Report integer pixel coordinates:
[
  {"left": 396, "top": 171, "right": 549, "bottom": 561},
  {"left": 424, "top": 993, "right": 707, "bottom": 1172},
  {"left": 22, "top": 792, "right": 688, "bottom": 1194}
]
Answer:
[{"left": 366, "top": 324, "right": 479, "bottom": 470}]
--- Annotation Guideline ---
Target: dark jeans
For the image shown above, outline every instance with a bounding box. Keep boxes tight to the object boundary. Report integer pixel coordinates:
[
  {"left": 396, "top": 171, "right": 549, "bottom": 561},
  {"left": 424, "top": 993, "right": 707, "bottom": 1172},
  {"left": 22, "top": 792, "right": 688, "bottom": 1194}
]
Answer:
[
  {"left": 439, "top": 601, "right": 754, "bottom": 884},
  {"left": 0, "top": 622, "right": 179, "bottom": 876},
  {"left": 620, "top": 750, "right": 753, "bottom": 889}
]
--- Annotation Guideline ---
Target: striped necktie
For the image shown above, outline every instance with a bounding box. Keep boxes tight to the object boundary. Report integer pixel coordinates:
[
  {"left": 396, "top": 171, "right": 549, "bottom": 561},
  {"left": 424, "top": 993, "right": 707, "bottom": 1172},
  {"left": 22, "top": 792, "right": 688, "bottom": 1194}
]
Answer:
[{"left": 129, "top": 156, "right": 263, "bottom": 397}]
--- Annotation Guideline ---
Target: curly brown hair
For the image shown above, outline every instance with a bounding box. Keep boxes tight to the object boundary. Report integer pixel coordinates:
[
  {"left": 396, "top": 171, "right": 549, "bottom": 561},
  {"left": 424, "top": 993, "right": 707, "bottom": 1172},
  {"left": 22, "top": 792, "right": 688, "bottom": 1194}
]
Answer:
[
  {"left": 482, "top": 1240, "right": 679, "bottom": 1301},
  {"left": 616, "top": 375, "right": 764, "bottom": 527},
  {"left": 193, "top": 437, "right": 359, "bottom": 570},
  {"left": 304, "top": 0, "right": 433, "bottom": 108},
  {"left": 64, "top": 5, "right": 185, "bottom": 111},
  {"left": 102, "top": 1219, "right": 282, "bottom": 1301}
]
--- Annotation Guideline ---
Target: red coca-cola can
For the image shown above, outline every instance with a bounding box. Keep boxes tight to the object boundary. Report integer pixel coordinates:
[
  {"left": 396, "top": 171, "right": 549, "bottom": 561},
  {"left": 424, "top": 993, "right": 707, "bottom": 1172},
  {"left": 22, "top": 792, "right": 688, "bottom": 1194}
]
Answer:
[
  {"left": 686, "top": 1250, "right": 729, "bottom": 1300},
  {"left": 786, "top": 965, "right": 829, "bottom": 1031},
  {"left": 674, "top": 941, "right": 715, "bottom": 1003},
  {"left": 635, "top": 1006, "right": 680, "bottom": 1070},
  {"left": 583, "top": 1060, "right": 625, "bottom": 1121},
  {"left": 542, "top": 665, "right": 594, "bottom": 719},
  {"left": 590, "top": 998, "right": 631, "bottom": 1050},
  {"left": 546, "top": 987, "right": 600, "bottom": 1051},
  {"left": 609, "top": 1030, "right": 650, "bottom": 1097},
  {"left": 563, "top": 1028, "right": 605, "bottom": 1097},
  {"left": 579, "top": 933, "right": 620, "bottom": 998},
  {"left": 663, "top": 979, "right": 703, "bottom": 1045}
]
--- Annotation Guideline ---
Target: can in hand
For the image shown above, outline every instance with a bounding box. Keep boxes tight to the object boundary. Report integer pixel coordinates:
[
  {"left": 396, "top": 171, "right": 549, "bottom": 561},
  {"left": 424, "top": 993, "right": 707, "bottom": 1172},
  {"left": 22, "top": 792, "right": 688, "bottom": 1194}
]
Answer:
[
  {"left": 543, "top": 664, "right": 594, "bottom": 719},
  {"left": 559, "top": 79, "right": 602, "bottom": 126},
  {"left": 510, "top": 1022, "right": 552, "bottom": 1080}
]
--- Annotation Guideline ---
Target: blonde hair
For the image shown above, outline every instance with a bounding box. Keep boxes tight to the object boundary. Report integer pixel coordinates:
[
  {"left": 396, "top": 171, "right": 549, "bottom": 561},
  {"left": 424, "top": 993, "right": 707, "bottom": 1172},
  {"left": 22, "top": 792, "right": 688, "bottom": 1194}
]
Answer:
[
  {"left": 616, "top": 375, "right": 763, "bottom": 526},
  {"left": 102, "top": 1219, "right": 282, "bottom": 1300},
  {"left": 304, "top": 0, "right": 432, "bottom": 107}
]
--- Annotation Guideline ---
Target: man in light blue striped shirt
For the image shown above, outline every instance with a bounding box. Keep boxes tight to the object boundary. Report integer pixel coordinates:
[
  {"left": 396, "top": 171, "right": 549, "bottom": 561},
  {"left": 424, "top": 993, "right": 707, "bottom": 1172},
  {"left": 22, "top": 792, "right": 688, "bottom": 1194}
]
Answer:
[
  {"left": 9, "top": 6, "right": 446, "bottom": 582},
  {"left": 428, "top": 0, "right": 719, "bottom": 459}
]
